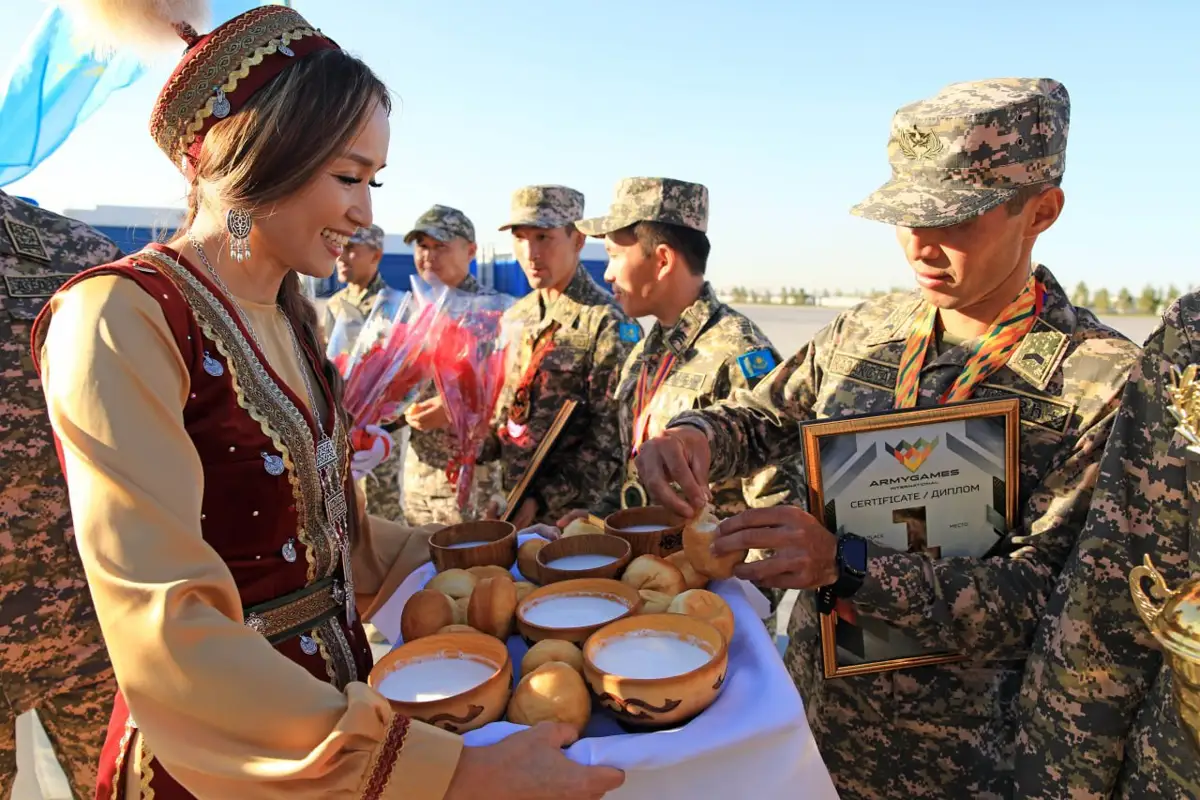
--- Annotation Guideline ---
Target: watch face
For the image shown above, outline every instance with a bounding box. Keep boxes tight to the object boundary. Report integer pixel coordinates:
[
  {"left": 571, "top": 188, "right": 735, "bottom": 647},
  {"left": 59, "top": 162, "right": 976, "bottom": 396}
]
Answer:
[{"left": 841, "top": 536, "right": 869, "bottom": 575}]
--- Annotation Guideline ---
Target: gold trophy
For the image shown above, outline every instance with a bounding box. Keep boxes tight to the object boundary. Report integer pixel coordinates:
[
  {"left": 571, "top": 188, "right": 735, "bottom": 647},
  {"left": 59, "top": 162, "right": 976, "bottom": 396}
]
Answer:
[{"left": 1128, "top": 364, "right": 1200, "bottom": 752}]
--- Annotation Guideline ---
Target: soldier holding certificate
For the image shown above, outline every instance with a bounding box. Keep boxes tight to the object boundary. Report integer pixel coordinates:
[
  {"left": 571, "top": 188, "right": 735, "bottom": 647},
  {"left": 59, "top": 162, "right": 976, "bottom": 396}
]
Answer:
[{"left": 633, "top": 78, "right": 1141, "bottom": 798}]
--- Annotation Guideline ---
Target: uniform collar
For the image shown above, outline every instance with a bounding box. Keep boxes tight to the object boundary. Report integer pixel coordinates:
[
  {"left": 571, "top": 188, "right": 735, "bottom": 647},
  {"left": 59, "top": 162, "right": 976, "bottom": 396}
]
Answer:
[
  {"left": 345, "top": 270, "right": 386, "bottom": 304},
  {"left": 542, "top": 264, "right": 595, "bottom": 330},
  {"left": 645, "top": 282, "right": 721, "bottom": 358}
]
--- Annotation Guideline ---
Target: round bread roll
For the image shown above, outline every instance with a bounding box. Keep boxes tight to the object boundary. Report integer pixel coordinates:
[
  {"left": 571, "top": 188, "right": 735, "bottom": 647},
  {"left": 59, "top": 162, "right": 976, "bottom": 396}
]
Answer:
[
  {"left": 427, "top": 568, "right": 478, "bottom": 599},
  {"left": 514, "top": 581, "right": 536, "bottom": 603},
  {"left": 620, "top": 554, "right": 687, "bottom": 596},
  {"left": 517, "top": 539, "right": 547, "bottom": 582},
  {"left": 637, "top": 589, "right": 675, "bottom": 614},
  {"left": 400, "top": 589, "right": 454, "bottom": 642},
  {"left": 683, "top": 509, "right": 745, "bottom": 580},
  {"left": 667, "top": 551, "right": 709, "bottom": 591},
  {"left": 468, "top": 565, "right": 515, "bottom": 583},
  {"left": 506, "top": 662, "right": 591, "bottom": 734},
  {"left": 437, "top": 624, "right": 480, "bottom": 635},
  {"left": 520, "top": 639, "right": 584, "bottom": 677},
  {"left": 669, "top": 589, "right": 735, "bottom": 643},
  {"left": 467, "top": 576, "right": 518, "bottom": 639},
  {"left": 562, "top": 519, "right": 605, "bottom": 538},
  {"left": 451, "top": 596, "right": 470, "bottom": 625}
]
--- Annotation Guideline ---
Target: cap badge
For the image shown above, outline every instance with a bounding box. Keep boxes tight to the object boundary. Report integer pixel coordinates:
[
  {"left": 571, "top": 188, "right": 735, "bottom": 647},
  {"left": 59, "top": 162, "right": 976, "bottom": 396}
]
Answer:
[{"left": 897, "top": 126, "right": 943, "bottom": 161}]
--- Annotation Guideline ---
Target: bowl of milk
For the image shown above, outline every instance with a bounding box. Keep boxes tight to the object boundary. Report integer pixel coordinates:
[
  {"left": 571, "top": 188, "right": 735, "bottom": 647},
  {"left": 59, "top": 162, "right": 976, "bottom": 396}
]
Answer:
[
  {"left": 535, "top": 533, "right": 632, "bottom": 584},
  {"left": 369, "top": 631, "right": 513, "bottom": 734},
  {"left": 583, "top": 613, "right": 728, "bottom": 729},
  {"left": 604, "top": 506, "right": 686, "bottom": 557},
  {"left": 430, "top": 520, "right": 517, "bottom": 572},
  {"left": 515, "top": 578, "right": 641, "bottom": 644}
]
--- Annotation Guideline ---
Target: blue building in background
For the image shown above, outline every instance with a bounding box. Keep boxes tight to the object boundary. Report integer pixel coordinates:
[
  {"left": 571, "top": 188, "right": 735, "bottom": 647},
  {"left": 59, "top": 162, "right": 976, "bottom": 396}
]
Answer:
[{"left": 59, "top": 205, "right": 613, "bottom": 298}]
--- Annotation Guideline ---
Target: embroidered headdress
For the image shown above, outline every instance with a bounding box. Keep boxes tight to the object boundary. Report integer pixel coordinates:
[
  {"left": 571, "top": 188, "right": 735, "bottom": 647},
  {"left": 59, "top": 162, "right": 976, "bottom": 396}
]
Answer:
[{"left": 61, "top": 1, "right": 339, "bottom": 175}]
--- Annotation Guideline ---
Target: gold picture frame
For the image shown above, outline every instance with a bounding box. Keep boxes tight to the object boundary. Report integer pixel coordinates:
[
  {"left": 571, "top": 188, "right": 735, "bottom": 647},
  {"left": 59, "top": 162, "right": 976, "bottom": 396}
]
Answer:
[
  {"left": 800, "top": 398, "right": 1020, "bottom": 678},
  {"left": 500, "top": 399, "right": 578, "bottom": 523}
]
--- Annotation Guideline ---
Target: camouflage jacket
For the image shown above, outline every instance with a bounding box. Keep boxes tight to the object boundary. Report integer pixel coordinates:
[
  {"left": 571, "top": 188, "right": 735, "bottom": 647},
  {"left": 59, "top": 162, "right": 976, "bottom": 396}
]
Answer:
[
  {"left": 595, "top": 282, "right": 797, "bottom": 517},
  {"left": 670, "top": 264, "right": 1140, "bottom": 798},
  {"left": 1014, "top": 292, "right": 1200, "bottom": 800},
  {"left": 402, "top": 275, "right": 498, "bottom": 518},
  {"left": 0, "top": 191, "right": 121, "bottom": 684},
  {"left": 321, "top": 271, "right": 388, "bottom": 340},
  {"left": 482, "top": 266, "right": 639, "bottom": 524}
]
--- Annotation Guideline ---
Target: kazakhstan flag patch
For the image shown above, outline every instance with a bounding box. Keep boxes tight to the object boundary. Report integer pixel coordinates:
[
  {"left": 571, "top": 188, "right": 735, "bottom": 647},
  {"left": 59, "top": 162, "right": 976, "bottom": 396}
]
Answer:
[
  {"left": 737, "top": 348, "right": 777, "bottom": 380},
  {"left": 619, "top": 322, "right": 642, "bottom": 343}
]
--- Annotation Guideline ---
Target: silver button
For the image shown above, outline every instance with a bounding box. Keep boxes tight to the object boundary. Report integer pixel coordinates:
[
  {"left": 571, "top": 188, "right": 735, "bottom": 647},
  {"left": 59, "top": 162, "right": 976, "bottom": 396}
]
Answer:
[
  {"left": 202, "top": 352, "right": 224, "bottom": 377},
  {"left": 261, "top": 453, "right": 285, "bottom": 476},
  {"left": 282, "top": 539, "right": 297, "bottom": 563},
  {"left": 299, "top": 635, "right": 318, "bottom": 656}
]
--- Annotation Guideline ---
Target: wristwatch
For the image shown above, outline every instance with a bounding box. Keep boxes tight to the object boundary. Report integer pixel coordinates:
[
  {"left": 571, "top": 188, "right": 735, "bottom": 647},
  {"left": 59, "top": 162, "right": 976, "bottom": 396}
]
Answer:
[{"left": 816, "top": 533, "right": 869, "bottom": 614}]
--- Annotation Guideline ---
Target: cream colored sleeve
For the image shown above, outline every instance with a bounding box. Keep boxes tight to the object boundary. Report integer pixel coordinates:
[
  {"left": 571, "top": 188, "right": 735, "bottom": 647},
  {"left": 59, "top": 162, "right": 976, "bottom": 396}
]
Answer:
[{"left": 41, "top": 275, "right": 461, "bottom": 799}]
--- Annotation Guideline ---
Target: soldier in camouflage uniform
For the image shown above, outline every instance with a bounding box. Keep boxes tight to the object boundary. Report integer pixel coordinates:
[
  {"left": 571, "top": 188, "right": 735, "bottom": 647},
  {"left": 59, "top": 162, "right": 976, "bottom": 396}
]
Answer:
[
  {"left": 1014, "top": 293, "right": 1200, "bottom": 799},
  {"left": 322, "top": 223, "right": 406, "bottom": 522},
  {"left": 0, "top": 190, "right": 118, "bottom": 798},
  {"left": 568, "top": 176, "right": 796, "bottom": 518},
  {"left": 479, "top": 186, "right": 640, "bottom": 527},
  {"left": 400, "top": 205, "right": 500, "bottom": 524},
  {"left": 632, "top": 79, "right": 1141, "bottom": 799}
]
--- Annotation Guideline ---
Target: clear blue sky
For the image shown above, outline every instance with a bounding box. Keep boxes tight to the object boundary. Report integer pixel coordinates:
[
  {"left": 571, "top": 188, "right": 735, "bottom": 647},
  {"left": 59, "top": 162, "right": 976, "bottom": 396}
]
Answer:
[{"left": 2, "top": 0, "right": 1197, "bottom": 294}]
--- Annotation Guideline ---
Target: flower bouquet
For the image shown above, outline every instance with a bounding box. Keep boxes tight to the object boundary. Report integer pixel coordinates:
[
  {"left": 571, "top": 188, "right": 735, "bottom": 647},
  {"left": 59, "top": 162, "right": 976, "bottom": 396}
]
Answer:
[{"left": 429, "top": 292, "right": 517, "bottom": 511}]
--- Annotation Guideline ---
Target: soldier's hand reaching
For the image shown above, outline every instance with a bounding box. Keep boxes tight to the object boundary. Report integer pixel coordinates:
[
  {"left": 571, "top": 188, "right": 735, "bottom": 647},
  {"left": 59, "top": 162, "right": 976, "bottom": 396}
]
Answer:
[
  {"left": 405, "top": 396, "right": 450, "bottom": 431},
  {"left": 716, "top": 506, "right": 839, "bottom": 590},
  {"left": 633, "top": 426, "right": 712, "bottom": 517}
]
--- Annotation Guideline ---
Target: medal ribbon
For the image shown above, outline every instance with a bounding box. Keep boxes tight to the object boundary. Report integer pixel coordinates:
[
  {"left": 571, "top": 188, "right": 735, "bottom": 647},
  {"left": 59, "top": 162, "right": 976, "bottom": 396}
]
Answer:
[
  {"left": 507, "top": 321, "right": 560, "bottom": 426},
  {"left": 631, "top": 351, "right": 677, "bottom": 454},
  {"left": 893, "top": 274, "right": 1045, "bottom": 409}
]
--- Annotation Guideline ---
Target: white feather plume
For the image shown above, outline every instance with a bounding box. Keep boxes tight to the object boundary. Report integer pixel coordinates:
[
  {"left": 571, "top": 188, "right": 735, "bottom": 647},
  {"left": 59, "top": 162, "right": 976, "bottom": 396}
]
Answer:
[{"left": 54, "top": 0, "right": 212, "bottom": 59}]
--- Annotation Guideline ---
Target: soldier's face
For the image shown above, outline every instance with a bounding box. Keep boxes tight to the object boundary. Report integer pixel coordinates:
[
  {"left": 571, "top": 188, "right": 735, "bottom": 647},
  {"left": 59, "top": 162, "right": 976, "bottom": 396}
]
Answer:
[
  {"left": 335, "top": 243, "right": 382, "bottom": 285},
  {"left": 603, "top": 228, "right": 662, "bottom": 317},
  {"left": 254, "top": 100, "right": 389, "bottom": 280},
  {"left": 895, "top": 194, "right": 1058, "bottom": 311},
  {"left": 413, "top": 234, "right": 475, "bottom": 287},
  {"left": 511, "top": 225, "right": 584, "bottom": 291}
]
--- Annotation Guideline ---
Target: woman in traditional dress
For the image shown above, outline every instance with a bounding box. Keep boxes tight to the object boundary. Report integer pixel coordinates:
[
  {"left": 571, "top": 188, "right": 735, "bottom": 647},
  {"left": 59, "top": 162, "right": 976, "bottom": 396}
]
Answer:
[{"left": 32, "top": 3, "right": 623, "bottom": 798}]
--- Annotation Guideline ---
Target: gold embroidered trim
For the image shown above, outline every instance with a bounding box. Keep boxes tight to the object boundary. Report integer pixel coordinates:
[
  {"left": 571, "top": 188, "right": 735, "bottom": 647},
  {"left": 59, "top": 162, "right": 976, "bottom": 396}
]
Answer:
[
  {"left": 138, "top": 735, "right": 156, "bottom": 799},
  {"left": 244, "top": 581, "right": 338, "bottom": 641},
  {"left": 135, "top": 249, "right": 334, "bottom": 580},
  {"left": 180, "top": 28, "right": 319, "bottom": 155},
  {"left": 314, "top": 617, "right": 358, "bottom": 689},
  {"left": 109, "top": 717, "right": 135, "bottom": 800}
]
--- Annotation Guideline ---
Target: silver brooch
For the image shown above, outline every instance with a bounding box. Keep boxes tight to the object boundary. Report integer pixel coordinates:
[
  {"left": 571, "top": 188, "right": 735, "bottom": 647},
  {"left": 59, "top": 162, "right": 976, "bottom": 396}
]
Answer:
[
  {"left": 281, "top": 538, "right": 297, "bottom": 563},
  {"left": 244, "top": 613, "right": 266, "bottom": 634},
  {"left": 299, "top": 635, "right": 318, "bottom": 656},
  {"left": 261, "top": 452, "right": 285, "bottom": 476},
  {"left": 202, "top": 351, "right": 224, "bottom": 377},
  {"left": 211, "top": 87, "right": 230, "bottom": 119}
]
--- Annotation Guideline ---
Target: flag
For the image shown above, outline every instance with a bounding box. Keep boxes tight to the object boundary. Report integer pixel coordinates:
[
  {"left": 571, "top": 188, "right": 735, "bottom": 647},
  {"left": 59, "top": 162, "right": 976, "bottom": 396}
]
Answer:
[{"left": 0, "top": 1, "right": 292, "bottom": 187}]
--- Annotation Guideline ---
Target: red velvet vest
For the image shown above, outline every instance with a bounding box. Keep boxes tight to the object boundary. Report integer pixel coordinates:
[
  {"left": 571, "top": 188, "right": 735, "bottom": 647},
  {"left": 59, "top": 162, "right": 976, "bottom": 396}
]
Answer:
[{"left": 31, "top": 244, "right": 372, "bottom": 799}]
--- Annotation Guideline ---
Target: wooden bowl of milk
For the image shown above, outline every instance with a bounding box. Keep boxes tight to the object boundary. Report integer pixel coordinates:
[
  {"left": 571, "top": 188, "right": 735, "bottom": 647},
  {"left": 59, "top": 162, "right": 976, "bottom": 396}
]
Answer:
[
  {"left": 535, "top": 533, "right": 632, "bottom": 584},
  {"left": 369, "top": 632, "right": 512, "bottom": 734},
  {"left": 430, "top": 520, "right": 517, "bottom": 572},
  {"left": 583, "top": 613, "right": 728, "bottom": 729},
  {"left": 604, "top": 506, "right": 686, "bottom": 558},
  {"left": 515, "top": 578, "right": 641, "bottom": 644}
]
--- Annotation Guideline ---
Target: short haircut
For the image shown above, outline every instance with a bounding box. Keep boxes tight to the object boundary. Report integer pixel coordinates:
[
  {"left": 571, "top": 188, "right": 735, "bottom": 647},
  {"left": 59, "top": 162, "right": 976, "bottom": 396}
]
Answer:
[
  {"left": 624, "top": 221, "right": 710, "bottom": 275},
  {"left": 1004, "top": 176, "right": 1063, "bottom": 216}
]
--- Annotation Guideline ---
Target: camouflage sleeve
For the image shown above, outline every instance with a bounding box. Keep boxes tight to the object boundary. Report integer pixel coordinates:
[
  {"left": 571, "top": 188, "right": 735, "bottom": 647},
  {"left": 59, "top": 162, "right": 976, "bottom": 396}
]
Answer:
[
  {"left": 669, "top": 331, "right": 826, "bottom": 483},
  {"left": 1013, "top": 316, "right": 1194, "bottom": 797},
  {"left": 719, "top": 346, "right": 800, "bottom": 510},
  {"left": 851, "top": 380, "right": 1128, "bottom": 661},
  {"left": 533, "top": 312, "right": 635, "bottom": 515}
]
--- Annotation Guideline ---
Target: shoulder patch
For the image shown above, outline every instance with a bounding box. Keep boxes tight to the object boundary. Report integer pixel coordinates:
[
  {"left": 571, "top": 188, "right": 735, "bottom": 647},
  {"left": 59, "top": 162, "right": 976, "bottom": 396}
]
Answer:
[
  {"left": 3, "top": 215, "right": 50, "bottom": 262},
  {"left": 619, "top": 321, "right": 642, "bottom": 343},
  {"left": 737, "top": 348, "right": 777, "bottom": 380}
]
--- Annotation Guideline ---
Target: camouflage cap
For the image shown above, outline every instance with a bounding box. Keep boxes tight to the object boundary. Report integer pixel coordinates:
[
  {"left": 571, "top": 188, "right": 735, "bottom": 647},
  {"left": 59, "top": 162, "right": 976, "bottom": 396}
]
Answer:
[
  {"left": 348, "top": 224, "right": 385, "bottom": 250},
  {"left": 498, "top": 185, "right": 584, "bottom": 230},
  {"left": 403, "top": 204, "right": 476, "bottom": 244},
  {"left": 576, "top": 177, "right": 708, "bottom": 237},
  {"left": 851, "top": 77, "right": 1069, "bottom": 229}
]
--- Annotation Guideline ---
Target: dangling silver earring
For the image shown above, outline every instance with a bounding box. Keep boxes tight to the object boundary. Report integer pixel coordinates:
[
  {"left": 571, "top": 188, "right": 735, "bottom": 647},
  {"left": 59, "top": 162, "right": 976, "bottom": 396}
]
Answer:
[{"left": 226, "top": 208, "right": 253, "bottom": 263}]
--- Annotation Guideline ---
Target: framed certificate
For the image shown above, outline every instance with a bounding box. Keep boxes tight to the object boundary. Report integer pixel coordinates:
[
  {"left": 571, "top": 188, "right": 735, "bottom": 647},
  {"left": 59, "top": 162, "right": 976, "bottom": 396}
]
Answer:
[
  {"left": 799, "top": 398, "right": 1020, "bottom": 678},
  {"left": 500, "top": 399, "right": 578, "bottom": 523}
]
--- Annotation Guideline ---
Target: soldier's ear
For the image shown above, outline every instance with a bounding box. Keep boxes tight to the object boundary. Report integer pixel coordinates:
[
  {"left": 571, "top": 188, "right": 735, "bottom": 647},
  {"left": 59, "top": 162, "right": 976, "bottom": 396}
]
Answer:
[
  {"left": 1026, "top": 186, "right": 1065, "bottom": 238},
  {"left": 655, "top": 243, "right": 676, "bottom": 281}
]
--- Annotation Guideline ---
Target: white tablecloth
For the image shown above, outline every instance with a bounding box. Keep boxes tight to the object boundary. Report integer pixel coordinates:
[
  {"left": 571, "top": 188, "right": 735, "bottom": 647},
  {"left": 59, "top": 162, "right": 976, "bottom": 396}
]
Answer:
[{"left": 370, "top": 534, "right": 838, "bottom": 799}]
